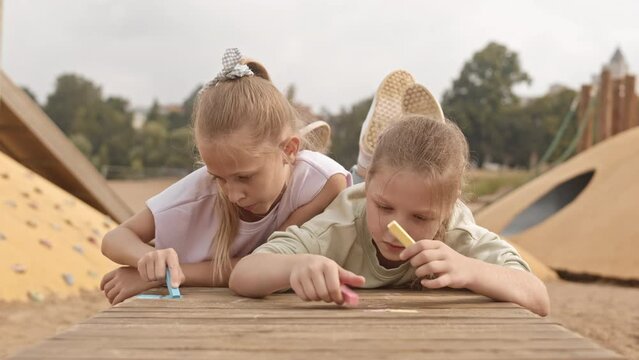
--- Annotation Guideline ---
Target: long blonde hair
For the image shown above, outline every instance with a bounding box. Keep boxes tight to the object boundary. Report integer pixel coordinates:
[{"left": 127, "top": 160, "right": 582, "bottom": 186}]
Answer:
[
  {"left": 367, "top": 115, "right": 469, "bottom": 239},
  {"left": 193, "top": 59, "right": 324, "bottom": 284}
]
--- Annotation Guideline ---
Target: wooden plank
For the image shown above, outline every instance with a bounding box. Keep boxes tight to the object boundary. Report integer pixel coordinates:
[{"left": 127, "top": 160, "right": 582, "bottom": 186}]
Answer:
[{"left": 10, "top": 288, "right": 622, "bottom": 360}]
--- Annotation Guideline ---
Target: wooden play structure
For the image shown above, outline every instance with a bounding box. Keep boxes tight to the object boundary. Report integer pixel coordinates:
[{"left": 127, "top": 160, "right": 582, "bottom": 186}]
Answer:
[
  {"left": 0, "top": 71, "right": 133, "bottom": 223},
  {"left": 476, "top": 49, "right": 639, "bottom": 281},
  {"left": 0, "top": 151, "right": 117, "bottom": 301}
]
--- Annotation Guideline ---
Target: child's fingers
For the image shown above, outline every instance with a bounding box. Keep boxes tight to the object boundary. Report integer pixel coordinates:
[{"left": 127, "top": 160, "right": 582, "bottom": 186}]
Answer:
[
  {"left": 399, "top": 239, "right": 440, "bottom": 261},
  {"left": 324, "top": 265, "right": 343, "bottom": 304},
  {"left": 337, "top": 267, "right": 365, "bottom": 288},
  {"left": 112, "top": 291, "right": 129, "bottom": 305},
  {"left": 414, "top": 260, "right": 448, "bottom": 279},
  {"left": 165, "top": 252, "right": 181, "bottom": 287},
  {"left": 106, "top": 286, "right": 119, "bottom": 304},
  {"left": 101, "top": 278, "right": 116, "bottom": 295},
  {"left": 154, "top": 259, "right": 167, "bottom": 283},
  {"left": 290, "top": 276, "right": 309, "bottom": 301},
  {"left": 99, "top": 270, "right": 114, "bottom": 290},
  {"left": 145, "top": 260, "right": 155, "bottom": 282},
  {"left": 409, "top": 250, "right": 445, "bottom": 268},
  {"left": 310, "top": 271, "right": 331, "bottom": 302},
  {"left": 301, "top": 277, "right": 319, "bottom": 301},
  {"left": 421, "top": 274, "right": 450, "bottom": 289}
]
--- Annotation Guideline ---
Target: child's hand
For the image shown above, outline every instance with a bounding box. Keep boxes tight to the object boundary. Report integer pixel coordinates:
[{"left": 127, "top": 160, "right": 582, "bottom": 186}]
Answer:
[
  {"left": 100, "top": 266, "right": 160, "bottom": 305},
  {"left": 136, "top": 248, "right": 185, "bottom": 287},
  {"left": 400, "top": 240, "right": 474, "bottom": 289},
  {"left": 289, "top": 255, "right": 365, "bottom": 304}
]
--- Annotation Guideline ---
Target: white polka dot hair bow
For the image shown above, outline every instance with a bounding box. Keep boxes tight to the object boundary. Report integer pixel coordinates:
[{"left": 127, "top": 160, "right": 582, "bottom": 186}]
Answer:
[{"left": 200, "top": 48, "right": 254, "bottom": 94}]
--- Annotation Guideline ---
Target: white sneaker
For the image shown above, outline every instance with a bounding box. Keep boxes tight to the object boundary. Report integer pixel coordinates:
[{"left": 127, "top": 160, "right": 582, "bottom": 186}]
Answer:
[
  {"left": 402, "top": 83, "right": 444, "bottom": 121},
  {"left": 300, "top": 120, "right": 331, "bottom": 154},
  {"left": 357, "top": 70, "right": 415, "bottom": 176}
]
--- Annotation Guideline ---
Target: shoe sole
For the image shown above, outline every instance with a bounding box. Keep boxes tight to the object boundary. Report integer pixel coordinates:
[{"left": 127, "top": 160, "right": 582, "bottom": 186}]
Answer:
[
  {"left": 300, "top": 120, "right": 331, "bottom": 153},
  {"left": 402, "top": 84, "right": 445, "bottom": 121},
  {"left": 360, "top": 70, "right": 415, "bottom": 155}
]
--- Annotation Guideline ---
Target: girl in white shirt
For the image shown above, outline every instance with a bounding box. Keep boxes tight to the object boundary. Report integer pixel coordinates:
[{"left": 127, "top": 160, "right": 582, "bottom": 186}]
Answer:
[{"left": 100, "top": 48, "right": 350, "bottom": 304}]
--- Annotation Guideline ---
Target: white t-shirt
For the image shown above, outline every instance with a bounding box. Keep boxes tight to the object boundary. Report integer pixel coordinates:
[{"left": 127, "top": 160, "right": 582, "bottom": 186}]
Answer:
[{"left": 146, "top": 150, "right": 351, "bottom": 263}]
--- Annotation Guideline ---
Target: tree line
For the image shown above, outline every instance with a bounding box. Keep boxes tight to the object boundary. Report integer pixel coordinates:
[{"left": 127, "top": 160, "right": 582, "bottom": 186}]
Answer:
[{"left": 30, "top": 42, "right": 578, "bottom": 178}]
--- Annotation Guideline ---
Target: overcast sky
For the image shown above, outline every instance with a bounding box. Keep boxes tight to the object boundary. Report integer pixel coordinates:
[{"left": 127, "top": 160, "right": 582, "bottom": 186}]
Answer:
[{"left": 3, "top": 0, "right": 638, "bottom": 112}]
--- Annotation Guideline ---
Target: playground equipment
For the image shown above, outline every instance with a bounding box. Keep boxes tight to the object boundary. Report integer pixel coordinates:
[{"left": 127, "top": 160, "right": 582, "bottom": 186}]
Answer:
[
  {"left": 0, "top": 151, "right": 117, "bottom": 301},
  {"left": 476, "top": 50, "right": 639, "bottom": 280},
  {"left": 0, "top": 71, "right": 132, "bottom": 222}
]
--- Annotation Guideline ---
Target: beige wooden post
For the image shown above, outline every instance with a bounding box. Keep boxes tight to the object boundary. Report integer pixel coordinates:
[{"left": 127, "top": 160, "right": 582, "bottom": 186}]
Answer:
[
  {"left": 625, "top": 75, "right": 637, "bottom": 129},
  {"left": 598, "top": 69, "right": 613, "bottom": 142},
  {"left": 577, "top": 85, "right": 593, "bottom": 152}
]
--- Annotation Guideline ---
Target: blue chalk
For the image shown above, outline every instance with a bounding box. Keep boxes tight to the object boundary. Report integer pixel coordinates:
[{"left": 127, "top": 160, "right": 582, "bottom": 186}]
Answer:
[
  {"left": 136, "top": 269, "right": 182, "bottom": 300},
  {"left": 166, "top": 269, "right": 182, "bottom": 299}
]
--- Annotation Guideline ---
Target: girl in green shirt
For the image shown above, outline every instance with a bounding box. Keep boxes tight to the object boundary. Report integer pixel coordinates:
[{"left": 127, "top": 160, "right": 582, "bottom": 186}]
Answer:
[{"left": 230, "top": 115, "right": 549, "bottom": 316}]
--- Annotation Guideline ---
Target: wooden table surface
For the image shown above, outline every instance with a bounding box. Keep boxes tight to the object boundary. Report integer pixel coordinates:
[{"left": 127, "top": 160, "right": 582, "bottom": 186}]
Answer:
[{"left": 11, "top": 287, "right": 621, "bottom": 359}]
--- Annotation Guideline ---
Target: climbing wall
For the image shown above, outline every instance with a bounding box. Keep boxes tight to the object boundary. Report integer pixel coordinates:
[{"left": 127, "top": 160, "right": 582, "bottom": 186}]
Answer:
[{"left": 0, "top": 151, "right": 117, "bottom": 301}]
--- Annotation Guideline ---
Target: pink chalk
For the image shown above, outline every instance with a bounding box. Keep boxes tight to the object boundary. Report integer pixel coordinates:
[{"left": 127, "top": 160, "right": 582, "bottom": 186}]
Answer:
[{"left": 340, "top": 284, "right": 359, "bottom": 306}]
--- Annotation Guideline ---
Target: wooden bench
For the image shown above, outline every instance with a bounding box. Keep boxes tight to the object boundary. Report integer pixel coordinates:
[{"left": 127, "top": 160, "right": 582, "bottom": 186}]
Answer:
[{"left": 11, "top": 288, "right": 621, "bottom": 359}]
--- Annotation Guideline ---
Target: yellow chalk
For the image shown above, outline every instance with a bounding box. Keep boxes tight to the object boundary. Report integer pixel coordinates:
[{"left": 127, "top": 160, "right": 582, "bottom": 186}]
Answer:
[{"left": 387, "top": 221, "right": 415, "bottom": 248}]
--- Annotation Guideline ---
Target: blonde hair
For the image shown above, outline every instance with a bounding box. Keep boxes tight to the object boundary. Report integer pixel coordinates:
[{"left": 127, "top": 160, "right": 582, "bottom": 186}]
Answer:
[
  {"left": 367, "top": 115, "right": 469, "bottom": 239},
  {"left": 193, "top": 59, "right": 324, "bottom": 284}
]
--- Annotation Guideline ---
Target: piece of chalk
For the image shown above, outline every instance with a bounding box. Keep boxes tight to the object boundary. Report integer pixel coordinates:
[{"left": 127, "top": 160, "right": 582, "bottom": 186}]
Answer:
[
  {"left": 340, "top": 284, "right": 359, "bottom": 306},
  {"left": 387, "top": 220, "right": 415, "bottom": 248},
  {"left": 166, "top": 270, "right": 182, "bottom": 299}
]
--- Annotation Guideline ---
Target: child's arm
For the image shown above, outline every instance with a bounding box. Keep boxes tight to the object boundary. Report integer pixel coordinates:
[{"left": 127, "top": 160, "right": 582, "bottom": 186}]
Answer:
[
  {"left": 101, "top": 207, "right": 156, "bottom": 267},
  {"left": 102, "top": 207, "right": 208, "bottom": 287},
  {"left": 230, "top": 253, "right": 364, "bottom": 304},
  {"left": 276, "top": 174, "right": 347, "bottom": 231},
  {"left": 400, "top": 240, "right": 550, "bottom": 316}
]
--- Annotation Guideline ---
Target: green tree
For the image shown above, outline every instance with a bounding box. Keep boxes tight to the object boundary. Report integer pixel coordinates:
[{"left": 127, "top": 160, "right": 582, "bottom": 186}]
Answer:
[
  {"left": 139, "top": 121, "right": 169, "bottom": 168},
  {"left": 500, "top": 87, "right": 577, "bottom": 167},
  {"left": 165, "top": 127, "right": 196, "bottom": 168},
  {"left": 44, "top": 74, "right": 102, "bottom": 134},
  {"left": 442, "top": 42, "right": 531, "bottom": 166}
]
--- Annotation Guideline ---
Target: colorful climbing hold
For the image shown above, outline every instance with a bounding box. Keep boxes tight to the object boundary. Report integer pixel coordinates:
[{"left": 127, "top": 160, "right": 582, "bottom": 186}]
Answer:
[
  {"left": 11, "top": 264, "right": 27, "bottom": 274},
  {"left": 27, "top": 291, "right": 44, "bottom": 302},
  {"left": 26, "top": 220, "right": 38, "bottom": 228},
  {"left": 87, "top": 236, "right": 98, "bottom": 245},
  {"left": 72, "top": 244, "right": 84, "bottom": 254},
  {"left": 39, "top": 238, "right": 52, "bottom": 249},
  {"left": 62, "top": 273, "right": 75, "bottom": 286},
  {"left": 0, "top": 232, "right": 6, "bottom": 241}
]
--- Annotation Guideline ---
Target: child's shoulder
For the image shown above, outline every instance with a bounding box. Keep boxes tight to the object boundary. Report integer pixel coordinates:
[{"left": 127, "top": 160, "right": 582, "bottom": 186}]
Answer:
[
  {"left": 294, "top": 150, "right": 348, "bottom": 177},
  {"left": 147, "top": 166, "right": 218, "bottom": 214}
]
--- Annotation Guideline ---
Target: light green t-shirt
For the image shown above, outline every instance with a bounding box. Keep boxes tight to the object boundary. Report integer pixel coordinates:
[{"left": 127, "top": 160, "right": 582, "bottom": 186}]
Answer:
[{"left": 254, "top": 183, "right": 530, "bottom": 288}]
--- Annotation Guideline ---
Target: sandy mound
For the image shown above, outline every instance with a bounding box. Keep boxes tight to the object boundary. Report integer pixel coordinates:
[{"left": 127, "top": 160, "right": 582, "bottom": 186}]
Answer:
[{"left": 476, "top": 127, "right": 639, "bottom": 280}]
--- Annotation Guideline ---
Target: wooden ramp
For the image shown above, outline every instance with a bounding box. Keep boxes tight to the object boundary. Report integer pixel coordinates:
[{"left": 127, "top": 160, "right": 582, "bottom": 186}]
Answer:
[
  {"left": 0, "top": 70, "right": 132, "bottom": 222},
  {"left": 11, "top": 288, "right": 620, "bottom": 359}
]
